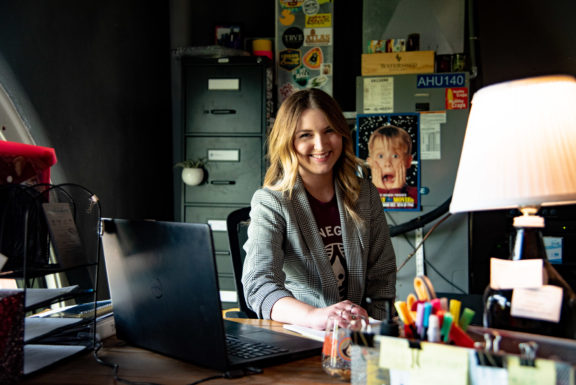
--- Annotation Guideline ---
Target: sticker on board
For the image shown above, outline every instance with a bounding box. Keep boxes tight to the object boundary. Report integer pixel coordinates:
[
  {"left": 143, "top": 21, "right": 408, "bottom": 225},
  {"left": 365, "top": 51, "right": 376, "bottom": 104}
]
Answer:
[
  {"left": 279, "top": 9, "right": 296, "bottom": 26},
  {"left": 303, "top": 47, "right": 323, "bottom": 69},
  {"left": 279, "top": 49, "right": 302, "bottom": 71}
]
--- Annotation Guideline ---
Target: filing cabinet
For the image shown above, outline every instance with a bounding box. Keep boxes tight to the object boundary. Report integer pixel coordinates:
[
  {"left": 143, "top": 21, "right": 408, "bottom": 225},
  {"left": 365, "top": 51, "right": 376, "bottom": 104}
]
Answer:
[
  {"left": 172, "top": 55, "right": 271, "bottom": 295},
  {"left": 184, "top": 136, "right": 264, "bottom": 205}
]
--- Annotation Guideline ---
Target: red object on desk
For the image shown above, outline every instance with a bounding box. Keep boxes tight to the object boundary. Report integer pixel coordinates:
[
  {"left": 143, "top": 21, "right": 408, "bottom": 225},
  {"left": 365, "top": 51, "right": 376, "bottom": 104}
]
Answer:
[
  {"left": 0, "top": 141, "right": 57, "bottom": 184},
  {"left": 449, "top": 323, "right": 475, "bottom": 348}
]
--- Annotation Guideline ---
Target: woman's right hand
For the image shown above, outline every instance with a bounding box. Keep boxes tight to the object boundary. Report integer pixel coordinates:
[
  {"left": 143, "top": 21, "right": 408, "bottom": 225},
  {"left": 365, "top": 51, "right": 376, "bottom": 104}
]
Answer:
[{"left": 306, "top": 300, "right": 368, "bottom": 330}]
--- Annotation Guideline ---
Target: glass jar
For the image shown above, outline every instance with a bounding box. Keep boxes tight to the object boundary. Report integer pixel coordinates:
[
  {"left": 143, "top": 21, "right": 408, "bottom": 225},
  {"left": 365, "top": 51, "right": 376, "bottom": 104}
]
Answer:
[{"left": 322, "top": 315, "right": 358, "bottom": 381}]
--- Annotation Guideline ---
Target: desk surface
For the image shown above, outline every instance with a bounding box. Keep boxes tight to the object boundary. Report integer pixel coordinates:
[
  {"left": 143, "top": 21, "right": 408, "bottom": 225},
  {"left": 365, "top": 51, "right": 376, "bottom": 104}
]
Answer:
[{"left": 21, "top": 318, "right": 342, "bottom": 385}]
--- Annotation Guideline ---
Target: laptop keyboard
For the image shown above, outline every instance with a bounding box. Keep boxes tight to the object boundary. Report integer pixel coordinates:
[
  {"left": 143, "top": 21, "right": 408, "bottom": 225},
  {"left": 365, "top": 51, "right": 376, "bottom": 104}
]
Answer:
[{"left": 226, "top": 334, "right": 288, "bottom": 360}]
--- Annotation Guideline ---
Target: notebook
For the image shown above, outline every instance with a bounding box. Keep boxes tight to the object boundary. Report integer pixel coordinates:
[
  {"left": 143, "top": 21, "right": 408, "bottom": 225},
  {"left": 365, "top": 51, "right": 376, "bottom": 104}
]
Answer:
[{"left": 101, "top": 218, "right": 323, "bottom": 372}]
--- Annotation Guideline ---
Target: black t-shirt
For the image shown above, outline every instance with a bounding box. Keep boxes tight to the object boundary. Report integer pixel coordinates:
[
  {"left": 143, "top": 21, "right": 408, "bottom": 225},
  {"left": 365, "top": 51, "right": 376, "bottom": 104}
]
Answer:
[{"left": 307, "top": 192, "right": 348, "bottom": 300}]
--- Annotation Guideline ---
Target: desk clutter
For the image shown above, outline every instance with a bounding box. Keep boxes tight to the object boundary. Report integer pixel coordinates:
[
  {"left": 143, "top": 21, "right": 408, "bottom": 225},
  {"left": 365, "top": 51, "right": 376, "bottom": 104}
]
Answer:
[
  {"left": 0, "top": 143, "right": 103, "bottom": 382},
  {"left": 347, "top": 275, "right": 576, "bottom": 385}
]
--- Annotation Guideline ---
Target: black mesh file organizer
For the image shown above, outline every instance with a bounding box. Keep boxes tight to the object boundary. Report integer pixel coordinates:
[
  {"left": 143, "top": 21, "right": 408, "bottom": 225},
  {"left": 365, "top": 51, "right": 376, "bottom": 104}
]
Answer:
[{"left": 0, "top": 183, "right": 103, "bottom": 376}]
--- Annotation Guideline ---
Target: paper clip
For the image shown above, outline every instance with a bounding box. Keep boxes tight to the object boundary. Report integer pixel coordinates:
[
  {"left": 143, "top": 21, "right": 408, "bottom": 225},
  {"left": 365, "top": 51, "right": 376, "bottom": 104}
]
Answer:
[
  {"left": 519, "top": 341, "right": 538, "bottom": 367},
  {"left": 408, "top": 340, "right": 421, "bottom": 369},
  {"left": 476, "top": 332, "right": 503, "bottom": 368}
]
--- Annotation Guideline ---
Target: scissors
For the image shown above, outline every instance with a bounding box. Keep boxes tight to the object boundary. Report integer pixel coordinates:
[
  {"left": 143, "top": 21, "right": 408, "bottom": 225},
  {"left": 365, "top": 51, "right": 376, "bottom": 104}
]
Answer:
[{"left": 413, "top": 275, "right": 437, "bottom": 301}]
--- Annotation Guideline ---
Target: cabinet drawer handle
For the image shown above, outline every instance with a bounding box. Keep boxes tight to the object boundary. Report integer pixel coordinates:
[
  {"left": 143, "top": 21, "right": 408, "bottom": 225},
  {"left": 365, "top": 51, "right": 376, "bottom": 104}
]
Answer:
[
  {"left": 210, "top": 109, "right": 236, "bottom": 115},
  {"left": 211, "top": 180, "right": 236, "bottom": 185}
]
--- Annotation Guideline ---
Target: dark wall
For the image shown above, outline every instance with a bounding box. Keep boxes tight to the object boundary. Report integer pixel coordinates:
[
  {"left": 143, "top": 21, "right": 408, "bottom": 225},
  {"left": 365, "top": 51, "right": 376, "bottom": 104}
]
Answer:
[
  {"left": 0, "top": 1, "right": 173, "bottom": 221},
  {"left": 473, "top": 0, "right": 576, "bottom": 88}
]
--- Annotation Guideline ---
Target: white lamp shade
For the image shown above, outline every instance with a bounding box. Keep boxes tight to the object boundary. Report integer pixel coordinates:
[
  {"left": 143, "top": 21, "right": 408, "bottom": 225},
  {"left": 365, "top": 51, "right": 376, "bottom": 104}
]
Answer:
[{"left": 450, "top": 75, "right": 576, "bottom": 214}]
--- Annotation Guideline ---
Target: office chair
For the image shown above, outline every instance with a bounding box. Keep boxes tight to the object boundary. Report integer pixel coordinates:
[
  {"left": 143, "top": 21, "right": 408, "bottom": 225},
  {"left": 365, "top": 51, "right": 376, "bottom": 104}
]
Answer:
[{"left": 225, "top": 207, "right": 258, "bottom": 318}]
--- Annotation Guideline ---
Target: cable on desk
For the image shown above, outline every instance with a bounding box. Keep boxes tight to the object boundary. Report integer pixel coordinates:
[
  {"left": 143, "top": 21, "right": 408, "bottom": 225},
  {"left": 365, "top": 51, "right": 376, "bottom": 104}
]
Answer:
[
  {"left": 187, "top": 367, "right": 263, "bottom": 385},
  {"left": 187, "top": 374, "right": 225, "bottom": 385},
  {"left": 92, "top": 342, "right": 164, "bottom": 385}
]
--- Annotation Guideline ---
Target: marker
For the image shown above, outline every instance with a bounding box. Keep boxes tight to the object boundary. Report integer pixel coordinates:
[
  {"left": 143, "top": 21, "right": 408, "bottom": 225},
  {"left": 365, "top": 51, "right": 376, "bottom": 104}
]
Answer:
[
  {"left": 394, "top": 301, "right": 412, "bottom": 324},
  {"left": 449, "top": 299, "right": 462, "bottom": 326},
  {"left": 440, "top": 297, "right": 448, "bottom": 311},
  {"left": 436, "top": 309, "right": 445, "bottom": 330},
  {"left": 430, "top": 298, "right": 442, "bottom": 313},
  {"left": 427, "top": 314, "right": 441, "bottom": 342},
  {"left": 459, "top": 308, "right": 475, "bottom": 331},
  {"left": 416, "top": 302, "right": 425, "bottom": 340},
  {"left": 395, "top": 301, "right": 418, "bottom": 339},
  {"left": 422, "top": 302, "right": 433, "bottom": 329},
  {"left": 441, "top": 312, "right": 453, "bottom": 343}
]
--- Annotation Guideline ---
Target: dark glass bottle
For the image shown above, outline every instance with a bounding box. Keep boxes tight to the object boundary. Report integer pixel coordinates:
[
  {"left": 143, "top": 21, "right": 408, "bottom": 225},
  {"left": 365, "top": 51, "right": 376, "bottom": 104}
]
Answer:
[{"left": 483, "top": 224, "right": 576, "bottom": 339}]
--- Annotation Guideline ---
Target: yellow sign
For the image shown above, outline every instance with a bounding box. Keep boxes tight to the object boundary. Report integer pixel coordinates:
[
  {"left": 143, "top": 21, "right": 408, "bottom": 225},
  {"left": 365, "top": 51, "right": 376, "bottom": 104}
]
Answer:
[{"left": 305, "top": 13, "right": 331, "bottom": 28}]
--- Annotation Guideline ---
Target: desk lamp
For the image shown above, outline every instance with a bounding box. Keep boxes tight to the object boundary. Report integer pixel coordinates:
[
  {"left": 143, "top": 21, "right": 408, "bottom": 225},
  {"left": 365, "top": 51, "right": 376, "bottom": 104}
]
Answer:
[{"left": 450, "top": 75, "right": 576, "bottom": 339}]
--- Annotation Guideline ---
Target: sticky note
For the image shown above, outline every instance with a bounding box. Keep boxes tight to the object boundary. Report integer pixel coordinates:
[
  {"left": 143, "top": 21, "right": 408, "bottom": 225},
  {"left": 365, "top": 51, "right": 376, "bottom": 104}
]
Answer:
[
  {"left": 410, "top": 342, "right": 469, "bottom": 385},
  {"left": 507, "top": 356, "right": 556, "bottom": 385},
  {"left": 490, "top": 258, "right": 543, "bottom": 289},
  {"left": 378, "top": 336, "right": 412, "bottom": 371},
  {"left": 511, "top": 285, "right": 563, "bottom": 323}
]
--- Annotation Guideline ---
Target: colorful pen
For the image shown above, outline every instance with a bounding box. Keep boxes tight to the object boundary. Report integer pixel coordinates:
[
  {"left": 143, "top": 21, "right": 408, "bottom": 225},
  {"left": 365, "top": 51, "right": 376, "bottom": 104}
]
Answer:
[
  {"left": 440, "top": 297, "right": 448, "bottom": 311},
  {"left": 394, "top": 301, "right": 413, "bottom": 325},
  {"left": 416, "top": 302, "right": 425, "bottom": 340},
  {"left": 449, "top": 299, "right": 462, "bottom": 326},
  {"left": 441, "top": 312, "right": 453, "bottom": 343},
  {"left": 422, "top": 302, "right": 433, "bottom": 329},
  {"left": 459, "top": 307, "right": 475, "bottom": 331},
  {"left": 427, "top": 314, "right": 441, "bottom": 342}
]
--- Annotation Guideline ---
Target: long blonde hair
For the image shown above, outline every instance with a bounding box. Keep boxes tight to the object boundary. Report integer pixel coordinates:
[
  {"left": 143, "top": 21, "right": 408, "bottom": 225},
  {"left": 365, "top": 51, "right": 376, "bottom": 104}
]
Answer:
[{"left": 264, "top": 88, "right": 365, "bottom": 224}]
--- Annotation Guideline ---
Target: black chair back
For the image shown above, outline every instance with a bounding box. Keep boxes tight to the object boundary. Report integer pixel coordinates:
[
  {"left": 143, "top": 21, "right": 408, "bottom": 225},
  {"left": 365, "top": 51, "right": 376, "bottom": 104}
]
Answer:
[{"left": 226, "top": 207, "right": 257, "bottom": 318}]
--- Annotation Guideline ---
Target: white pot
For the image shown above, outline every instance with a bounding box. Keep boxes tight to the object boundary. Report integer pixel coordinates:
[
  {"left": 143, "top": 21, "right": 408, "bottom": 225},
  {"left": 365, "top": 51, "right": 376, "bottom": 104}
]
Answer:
[{"left": 181, "top": 167, "right": 204, "bottom": 186}]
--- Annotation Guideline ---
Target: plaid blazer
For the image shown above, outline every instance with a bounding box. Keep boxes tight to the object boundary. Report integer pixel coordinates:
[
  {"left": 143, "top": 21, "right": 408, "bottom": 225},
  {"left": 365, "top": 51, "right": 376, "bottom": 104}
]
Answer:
[{"left": 241, "top": 177, "right": 396, "bottom": 320}]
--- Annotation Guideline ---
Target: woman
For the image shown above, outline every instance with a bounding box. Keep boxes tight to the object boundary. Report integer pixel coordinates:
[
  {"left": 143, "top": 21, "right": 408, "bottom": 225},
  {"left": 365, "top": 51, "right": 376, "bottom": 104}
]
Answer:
[{"left": 241, "top": 88, "right": 396, "bottom": 330}]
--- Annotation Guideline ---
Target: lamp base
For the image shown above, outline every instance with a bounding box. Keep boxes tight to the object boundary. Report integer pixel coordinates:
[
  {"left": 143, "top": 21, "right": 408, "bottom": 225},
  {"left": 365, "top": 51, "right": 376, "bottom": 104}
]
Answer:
[
  {"left": 483, "top": 219, "right": 576, "bottom": 339},
  {"left": 483, "top": 286, "right": 576, "bottom": 338}
]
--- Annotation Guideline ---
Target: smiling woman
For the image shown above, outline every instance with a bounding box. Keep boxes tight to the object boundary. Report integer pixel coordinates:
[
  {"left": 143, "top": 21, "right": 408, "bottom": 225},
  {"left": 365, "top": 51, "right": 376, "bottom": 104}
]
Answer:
[
  {"left": 293, "top": 108, "right": 343, "bottom": 202},
  {"left": 241, "top": 88, "right": 397, "bottom": 330}
]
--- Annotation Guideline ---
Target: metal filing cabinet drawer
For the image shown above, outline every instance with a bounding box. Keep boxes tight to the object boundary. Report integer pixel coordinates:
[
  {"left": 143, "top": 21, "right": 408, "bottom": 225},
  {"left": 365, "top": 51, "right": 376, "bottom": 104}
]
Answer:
[
  {"left": 184, "top": 205, "right": 241, "bottom": 273},
  {"left": 184, "top": 205, "right": 239, "bottom": 291},
  {"left": 184, "top": 136, "right": 263, "bottom": 204},
  {"left": 184, "top": 64, "right": 264, "bottom": 135}
]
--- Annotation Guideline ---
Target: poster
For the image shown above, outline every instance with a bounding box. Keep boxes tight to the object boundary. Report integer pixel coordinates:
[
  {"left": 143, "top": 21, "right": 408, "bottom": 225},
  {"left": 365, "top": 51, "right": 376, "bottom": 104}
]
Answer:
[
  {"left": 357, "top": 113, "right": 421, "bottom": 211},
  {"left": 276, "top": 0, "right": 334, "bottom": 103}
]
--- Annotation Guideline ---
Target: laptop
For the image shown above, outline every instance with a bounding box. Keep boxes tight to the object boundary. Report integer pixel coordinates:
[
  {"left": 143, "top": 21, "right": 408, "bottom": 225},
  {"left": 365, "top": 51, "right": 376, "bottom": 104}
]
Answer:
[{"left": 101, "top": 218, "right": 323, "bottom": 372}]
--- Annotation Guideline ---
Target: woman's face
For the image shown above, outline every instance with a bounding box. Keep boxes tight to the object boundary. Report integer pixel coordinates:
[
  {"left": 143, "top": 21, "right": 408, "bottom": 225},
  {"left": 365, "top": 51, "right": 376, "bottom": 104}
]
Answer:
[{"left": 293, "top": 108, "right": 343, "bottom": 184}]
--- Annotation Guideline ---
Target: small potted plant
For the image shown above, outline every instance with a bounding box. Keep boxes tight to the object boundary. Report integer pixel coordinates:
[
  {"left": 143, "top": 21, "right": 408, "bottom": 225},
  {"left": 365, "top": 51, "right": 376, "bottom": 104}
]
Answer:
[{"left": 174, "top": 157, "right": 208, "bottom": 186}]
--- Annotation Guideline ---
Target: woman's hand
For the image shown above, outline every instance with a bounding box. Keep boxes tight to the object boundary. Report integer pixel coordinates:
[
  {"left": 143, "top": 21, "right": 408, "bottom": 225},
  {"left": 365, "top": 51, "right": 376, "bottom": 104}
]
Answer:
[{"left": 306, "top": 300, "right": 369, "bottom": 330}]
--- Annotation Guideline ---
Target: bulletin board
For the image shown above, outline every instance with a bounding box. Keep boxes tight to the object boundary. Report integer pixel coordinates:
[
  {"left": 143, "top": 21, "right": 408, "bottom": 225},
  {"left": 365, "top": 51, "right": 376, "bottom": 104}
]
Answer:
[
  {"left": 357, "top": 113, "right": 421, "bottom": 211},
  {"left": 276, "top": 0, "right": 334, "bottom": 104}
]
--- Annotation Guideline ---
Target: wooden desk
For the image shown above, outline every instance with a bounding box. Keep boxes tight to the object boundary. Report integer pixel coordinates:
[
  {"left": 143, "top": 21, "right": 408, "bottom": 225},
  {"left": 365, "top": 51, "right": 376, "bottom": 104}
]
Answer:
[{"left": 21, "top": 318, "right": 342, "bottom": 385}]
